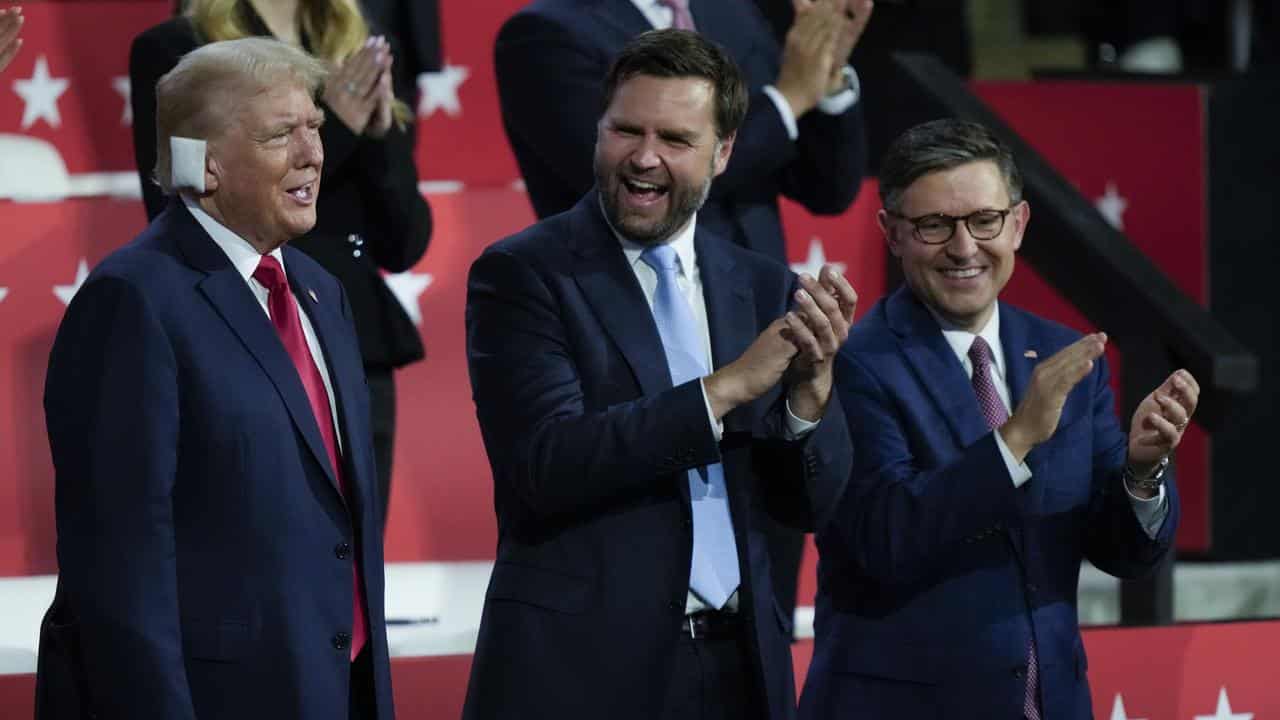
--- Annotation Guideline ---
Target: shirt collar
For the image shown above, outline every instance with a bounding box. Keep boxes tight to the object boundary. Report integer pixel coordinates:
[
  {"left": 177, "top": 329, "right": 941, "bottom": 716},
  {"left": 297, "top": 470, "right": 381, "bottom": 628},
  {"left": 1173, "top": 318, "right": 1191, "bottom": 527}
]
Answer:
[
  {"left": 629, "top": 0, "right": 671, "bottom": 28},
  {"left": 930, "top": 303, "right": 1006, "bottom": 378},
  {"left": 182, "top": 194, "right": 286, "bottom": 285},
  {"left": 599, "top": 197, "right": 699, "bottom": 280}
]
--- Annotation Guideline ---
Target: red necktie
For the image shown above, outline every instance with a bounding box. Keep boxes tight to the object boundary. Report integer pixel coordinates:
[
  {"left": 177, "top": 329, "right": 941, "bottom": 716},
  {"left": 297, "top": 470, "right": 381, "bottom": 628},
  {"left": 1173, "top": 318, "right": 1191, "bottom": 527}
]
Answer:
[
  {"left": 254, "top": 255, "right": 368, "bottom": 661},
  {"left": 968, "top": 337, "right": 1040, "bottom": 720},
  {"left": 657, "top": 0, "right": 696, "bottom": 30}
]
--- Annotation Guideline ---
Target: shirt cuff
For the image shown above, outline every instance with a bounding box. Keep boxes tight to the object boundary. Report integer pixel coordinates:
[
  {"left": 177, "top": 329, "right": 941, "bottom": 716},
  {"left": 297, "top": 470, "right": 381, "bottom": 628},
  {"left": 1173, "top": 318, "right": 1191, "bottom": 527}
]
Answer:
[
  {"left": 816, "top": 65, "right": 860, "bottom": 115},
  {"left": 699, "top": 378, "right": 725, "bottom": 442},
  {"left": 761, "top": 85, "right": 799, "bottom": 141},
  {"left": 783, "top": 398, "right": 820, "bottom": 440},
  {"left": 1125, "top": 482, "right": 1170, "bottom": 539},
  {"left": 993, "top": 429, "right": 1033, "bottom": 488}
]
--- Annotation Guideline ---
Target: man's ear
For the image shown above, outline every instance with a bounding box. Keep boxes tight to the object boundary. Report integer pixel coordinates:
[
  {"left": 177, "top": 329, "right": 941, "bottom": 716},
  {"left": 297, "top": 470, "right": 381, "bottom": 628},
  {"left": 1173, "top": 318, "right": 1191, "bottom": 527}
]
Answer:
[
  {"left": 1010, "top": 199, "right": 1030, "bottom": 252},
  {"left": 879, "top": 209, "right": 903, "bottom": 258},
  {"left": 712, "top": 131, "right": 735, "bottom": 177},
  {"left": 203, "top": 151, "right": 220, "bottom": 194}
]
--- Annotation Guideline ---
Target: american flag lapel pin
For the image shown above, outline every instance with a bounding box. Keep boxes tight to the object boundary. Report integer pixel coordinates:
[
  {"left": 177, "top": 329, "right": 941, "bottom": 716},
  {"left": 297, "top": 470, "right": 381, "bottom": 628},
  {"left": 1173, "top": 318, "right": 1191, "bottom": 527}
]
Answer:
[
  {"left": 1024, "top": 349, "right": 1038, "bottom": 359},
  {"left": 308, "top": 288, "right": 319, "bottom": 304}
]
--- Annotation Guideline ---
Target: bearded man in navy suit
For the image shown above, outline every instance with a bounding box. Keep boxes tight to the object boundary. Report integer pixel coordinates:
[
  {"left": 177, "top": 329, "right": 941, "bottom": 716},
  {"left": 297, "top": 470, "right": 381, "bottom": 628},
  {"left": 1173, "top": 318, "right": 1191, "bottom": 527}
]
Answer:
[
  {"left": 38, "top": 38, "right": 393, "bottom": 720},
  {"left": 495, "top": 0, "right": 875, "bottom": 637},
  {"left": 799, "top": 119, "right": 1199, "bottom": 719},
  {"left": 464, "top": 29, "right": 856, "bottom": 720}
]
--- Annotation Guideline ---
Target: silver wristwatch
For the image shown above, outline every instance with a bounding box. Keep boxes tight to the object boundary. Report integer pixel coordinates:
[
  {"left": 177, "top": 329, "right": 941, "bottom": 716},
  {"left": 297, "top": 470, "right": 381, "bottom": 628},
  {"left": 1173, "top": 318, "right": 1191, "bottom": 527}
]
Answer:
[{"left": 1123, "top": 456, "right": 1169, "bottom": 492}]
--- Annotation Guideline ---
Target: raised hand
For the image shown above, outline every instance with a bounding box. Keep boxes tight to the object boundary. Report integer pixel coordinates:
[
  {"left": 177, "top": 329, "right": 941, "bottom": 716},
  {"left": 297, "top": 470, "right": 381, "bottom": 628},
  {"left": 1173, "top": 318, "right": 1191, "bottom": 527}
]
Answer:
[
  {"left": 365, "top": 61, "right": 395, "bottom": 139},
  {"left": 321, "top": 35, "right": 391, "bottom": 136},
  {"left": 775, "top": 0, "right": 844, "bottom": 117},
  {"left": 783, "top": 266, "right": 857, "bottom": 420},
  {"left": 1128, "top": 369, "right": 1199, "bottom": 472},
  {"left": 1000, "top": 333, "right": 1107, "bottom": 461},
  {"left": 0, "top": 6, "right": 23, "bottom": 74},
  {"left": 704, "top": 317, "right": 799, "bottom": 420},
  {"left": 825, "top": 0, "right": 874, "bottom": 94}
]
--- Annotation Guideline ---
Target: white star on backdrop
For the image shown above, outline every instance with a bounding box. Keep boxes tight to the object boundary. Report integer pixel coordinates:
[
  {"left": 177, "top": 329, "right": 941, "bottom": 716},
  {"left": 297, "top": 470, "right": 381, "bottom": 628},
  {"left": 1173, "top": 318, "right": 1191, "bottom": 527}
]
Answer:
[
  {"left": 113, "top": 76, "right": 132, "bottom": 126},
  {"left": 1194, "top": 687, "right": 1253, "bottom": 720},
  {"left": 13, "top": 55, "right": 71, "bottom": 130},
  {"left": 384, "top": 270, "right": 432, "bottom": 326},
  {"left": 416, "top": 63, "right": 469, "bottom": 118},
  {"left": 54, "top": 258, "right": 89, "bottom": 306},
  {"left": 789, "top": 237, "right": 847, "bottom": 279},
  {"left": 1095, "top": 181, "right": 1129, "bottom": 230},
  {"left": 1110, "top": 694, "right": 1146, "bottom": 720}
]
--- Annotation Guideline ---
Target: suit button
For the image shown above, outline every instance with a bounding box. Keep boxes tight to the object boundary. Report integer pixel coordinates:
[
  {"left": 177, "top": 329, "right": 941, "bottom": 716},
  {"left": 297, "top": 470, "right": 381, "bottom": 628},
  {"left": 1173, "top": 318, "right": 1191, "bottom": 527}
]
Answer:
[
  {"left": 332, "top": 632, "right": 351, "bottom": 651},
  {"left": 335, "top": 542, "right": 351, "bottom": 560}
]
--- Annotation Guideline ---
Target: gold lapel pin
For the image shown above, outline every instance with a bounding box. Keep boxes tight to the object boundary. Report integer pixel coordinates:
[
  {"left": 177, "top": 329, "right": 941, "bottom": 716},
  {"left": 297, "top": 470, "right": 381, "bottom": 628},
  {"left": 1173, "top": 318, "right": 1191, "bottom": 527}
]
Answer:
[
  {"left": 1024, "top": 350, "right": 1038, "bottom": 359},
  {"left": 308, "top": 289, "right": 319, "bottom": 304}
]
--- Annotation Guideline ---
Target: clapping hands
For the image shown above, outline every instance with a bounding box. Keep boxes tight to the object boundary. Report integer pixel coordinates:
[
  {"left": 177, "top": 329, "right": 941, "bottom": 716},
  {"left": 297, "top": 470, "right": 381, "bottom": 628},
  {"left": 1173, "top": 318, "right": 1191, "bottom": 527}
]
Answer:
[{"left": 321, "top": 35, "right": 396, "bottom": 138}]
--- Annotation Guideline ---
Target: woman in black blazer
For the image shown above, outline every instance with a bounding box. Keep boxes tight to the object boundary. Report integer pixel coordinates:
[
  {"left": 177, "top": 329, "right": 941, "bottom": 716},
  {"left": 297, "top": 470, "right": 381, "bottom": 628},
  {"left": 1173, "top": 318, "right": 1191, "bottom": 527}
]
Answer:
[{"left": 130, "top": 0, "right": 432, "bottom": 530}]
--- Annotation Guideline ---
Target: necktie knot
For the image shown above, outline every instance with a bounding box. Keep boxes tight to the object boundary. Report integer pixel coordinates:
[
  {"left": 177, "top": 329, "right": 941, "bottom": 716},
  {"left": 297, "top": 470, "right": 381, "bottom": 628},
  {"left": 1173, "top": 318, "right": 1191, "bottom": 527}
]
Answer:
[
  {"left": 640, "top": 243, "right": 680, "bottom": 277},
  {"left": 968, "top": 335, "right": 995, "bottom": 371},
  {"left": 252, "top": 255, "right": 288, "bottom": 293},
  {"left": 968, "top": 335, "right": 1009, "bottom": 430}
]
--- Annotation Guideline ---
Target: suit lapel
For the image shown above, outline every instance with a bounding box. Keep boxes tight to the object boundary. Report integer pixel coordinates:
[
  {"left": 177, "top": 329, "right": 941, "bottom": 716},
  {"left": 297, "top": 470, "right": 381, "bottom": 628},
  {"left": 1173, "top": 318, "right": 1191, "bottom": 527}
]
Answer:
[
  {"left": 696, "top": 226, "right": 754, "bottom": 435},
  {"left": 886, "top": 287, "right": 991, "bottom": 450},
  {"left": 569, "top": 193, "right": 674, "bottom": 397},
  {"left": 1000, "top": 303, "right": 1049, "bottom": 513},
  {"left": 686, "top": 0, "right": 756, "bottom": 65},
  {"left": 286, "top": 248, "right": 374, "bottom": 513},
  {"left": 589, "top": 0, "right": 653, "bottom": 40},
  {"left": 171, "top": 203, "right": 339, "bottom": 491}
]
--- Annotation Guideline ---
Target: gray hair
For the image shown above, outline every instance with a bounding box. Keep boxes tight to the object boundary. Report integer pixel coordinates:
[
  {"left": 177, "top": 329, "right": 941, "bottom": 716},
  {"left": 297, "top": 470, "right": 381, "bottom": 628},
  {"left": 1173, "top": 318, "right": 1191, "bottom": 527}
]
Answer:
[
  {"left": 153, "top": 37, "right": 328, "bottom": 194},
  {"left": 878, "top": 119, "right": 1023, "bottom": 213}
]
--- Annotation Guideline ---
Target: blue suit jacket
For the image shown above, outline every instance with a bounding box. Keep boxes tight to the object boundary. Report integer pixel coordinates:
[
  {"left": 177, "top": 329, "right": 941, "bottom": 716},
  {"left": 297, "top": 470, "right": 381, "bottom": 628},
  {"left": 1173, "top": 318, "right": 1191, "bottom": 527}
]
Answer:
[
  {"left": 494, "top": 0, "right": 866, "bottom": 261},
  {"left": 798, "top": 287, "right": 1179, "bottom": 720},
  {"left": 461, "top": 193, "right": 852, "bottom": 720},
  {"left": 38, "top": 202, "right": 394, "bottom": 720}
]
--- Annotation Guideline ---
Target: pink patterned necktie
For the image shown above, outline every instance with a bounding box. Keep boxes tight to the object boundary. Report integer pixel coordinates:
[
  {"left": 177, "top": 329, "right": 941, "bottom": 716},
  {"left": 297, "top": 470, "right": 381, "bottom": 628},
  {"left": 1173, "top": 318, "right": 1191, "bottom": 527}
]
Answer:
[
  {"left": 656, "top": 0, "right": 696, "bottom": 30},
  {"left": 968, "top": 337, "right": 1040, "bottom": 720}
]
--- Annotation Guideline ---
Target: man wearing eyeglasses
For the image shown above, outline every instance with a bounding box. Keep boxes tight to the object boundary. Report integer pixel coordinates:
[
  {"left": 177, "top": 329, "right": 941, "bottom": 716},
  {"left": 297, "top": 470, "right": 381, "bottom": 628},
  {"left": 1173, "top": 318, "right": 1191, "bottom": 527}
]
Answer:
[{"left": 798, "top": 119, "right": 1198, "bottom": 720}]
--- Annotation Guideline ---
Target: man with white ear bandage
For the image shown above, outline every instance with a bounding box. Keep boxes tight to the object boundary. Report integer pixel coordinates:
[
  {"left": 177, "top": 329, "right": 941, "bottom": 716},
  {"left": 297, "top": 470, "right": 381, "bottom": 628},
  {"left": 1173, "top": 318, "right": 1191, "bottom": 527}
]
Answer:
[{"left": 37, "top": 37, "right": 393, "bottom": 720}]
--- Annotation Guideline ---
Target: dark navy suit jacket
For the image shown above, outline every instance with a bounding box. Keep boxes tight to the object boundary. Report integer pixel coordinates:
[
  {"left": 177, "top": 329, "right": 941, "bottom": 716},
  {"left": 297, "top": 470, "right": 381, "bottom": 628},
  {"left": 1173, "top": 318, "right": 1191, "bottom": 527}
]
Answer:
[
  {"left": 494, "top": 0, "right": 866, "bottom": 261},
  {"left": 798, "top": 287, "right": 1179, "bottom": 720},
  {"left": 37, "top": 201, "right": 394, "bottom": 720},
  {"left": 461, "top": 193, "right": 851, "bottom": 720}
]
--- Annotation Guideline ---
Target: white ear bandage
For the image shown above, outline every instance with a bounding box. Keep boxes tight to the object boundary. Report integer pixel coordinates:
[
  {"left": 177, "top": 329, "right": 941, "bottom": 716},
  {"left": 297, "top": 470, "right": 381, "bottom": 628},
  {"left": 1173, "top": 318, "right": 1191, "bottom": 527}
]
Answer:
[{"left": 170, "top": 136, "right": 207, "bottom": 193}]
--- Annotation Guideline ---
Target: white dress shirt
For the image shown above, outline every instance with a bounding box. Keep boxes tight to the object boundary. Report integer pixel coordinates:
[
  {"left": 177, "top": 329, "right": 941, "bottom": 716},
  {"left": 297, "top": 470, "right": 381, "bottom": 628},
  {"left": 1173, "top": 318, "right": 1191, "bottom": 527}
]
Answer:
[
  {"left": 934, "top": 305, "right": 1168, "bottom": 538},
  {"left": 627, "top": 0, "right": 860, "bottom": 141},
  {"left": 183, "top": 195, "right": 343, "bottom": 452}
]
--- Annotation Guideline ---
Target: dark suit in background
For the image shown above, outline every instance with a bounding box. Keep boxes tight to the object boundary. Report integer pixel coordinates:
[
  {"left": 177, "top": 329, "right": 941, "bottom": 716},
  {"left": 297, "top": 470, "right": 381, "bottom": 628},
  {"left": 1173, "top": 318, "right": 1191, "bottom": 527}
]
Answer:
[
  {"left": 130, "top": 5, "right": 431, "bottom": 527},
  {"left": 37, "top": 202, "right": 393, "bottom": 719},
  {"left": 461, "top": 193, "right": 852, "bottom": 720}
]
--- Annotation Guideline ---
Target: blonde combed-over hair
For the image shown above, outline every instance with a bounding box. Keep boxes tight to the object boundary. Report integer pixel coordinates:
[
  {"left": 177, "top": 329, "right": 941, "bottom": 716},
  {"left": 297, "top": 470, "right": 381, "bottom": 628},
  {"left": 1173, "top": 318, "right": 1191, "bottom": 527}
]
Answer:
[{"left": 153, "top": 36, "right": 328, "bottom": 194}]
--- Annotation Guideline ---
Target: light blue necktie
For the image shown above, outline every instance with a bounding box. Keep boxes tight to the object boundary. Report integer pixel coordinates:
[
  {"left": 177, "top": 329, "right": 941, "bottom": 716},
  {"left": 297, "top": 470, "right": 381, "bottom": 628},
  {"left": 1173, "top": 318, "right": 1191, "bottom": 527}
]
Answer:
[{"left": 640, "top": 244, "right": 740, "bottom": 609}]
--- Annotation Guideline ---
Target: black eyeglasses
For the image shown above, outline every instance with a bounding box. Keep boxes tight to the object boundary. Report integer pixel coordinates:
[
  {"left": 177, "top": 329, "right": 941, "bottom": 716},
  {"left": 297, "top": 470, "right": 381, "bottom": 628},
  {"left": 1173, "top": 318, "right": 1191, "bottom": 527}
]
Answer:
[{"left": 886, "top": 207, "right": 1014, "bottom": 245}]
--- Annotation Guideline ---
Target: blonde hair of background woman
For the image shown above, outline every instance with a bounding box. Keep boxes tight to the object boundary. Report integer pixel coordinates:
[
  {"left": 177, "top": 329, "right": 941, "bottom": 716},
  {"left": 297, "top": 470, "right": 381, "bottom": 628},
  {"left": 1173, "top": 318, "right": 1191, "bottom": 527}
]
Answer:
[{"left": 187, "top": 0, "right": 410, "bottom": 124}]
